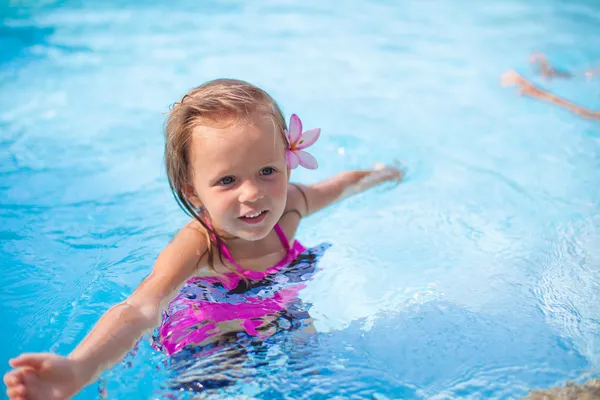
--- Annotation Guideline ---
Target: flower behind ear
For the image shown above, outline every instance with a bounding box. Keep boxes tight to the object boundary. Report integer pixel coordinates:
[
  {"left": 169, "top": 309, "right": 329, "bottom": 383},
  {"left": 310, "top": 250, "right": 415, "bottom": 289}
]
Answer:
[{"left": 284, "top": 114, "right": 320, "bottom": 169}]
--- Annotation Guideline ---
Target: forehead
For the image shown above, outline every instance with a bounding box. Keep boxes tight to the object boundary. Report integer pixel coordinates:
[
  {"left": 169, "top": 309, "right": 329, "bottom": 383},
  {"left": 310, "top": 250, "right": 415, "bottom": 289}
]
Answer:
[{"left": 189, "top": 116, "right": 286, "bottom": 173}]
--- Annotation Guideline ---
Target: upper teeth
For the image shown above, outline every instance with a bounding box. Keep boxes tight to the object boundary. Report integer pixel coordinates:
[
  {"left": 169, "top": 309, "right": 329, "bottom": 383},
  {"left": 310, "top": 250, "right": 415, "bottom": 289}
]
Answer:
[{"left": 245, "top": 211, "right": 263, "bottom": 218}]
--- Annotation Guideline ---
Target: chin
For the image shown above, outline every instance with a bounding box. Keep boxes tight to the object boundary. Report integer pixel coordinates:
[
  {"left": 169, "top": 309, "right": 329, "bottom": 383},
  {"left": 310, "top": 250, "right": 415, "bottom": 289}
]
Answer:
[
  {"left": 233, "top": 219, "right": 277, "bottom": 241},
  {"left": 237, "top": 230, "right": 270, "bottom": 241}
]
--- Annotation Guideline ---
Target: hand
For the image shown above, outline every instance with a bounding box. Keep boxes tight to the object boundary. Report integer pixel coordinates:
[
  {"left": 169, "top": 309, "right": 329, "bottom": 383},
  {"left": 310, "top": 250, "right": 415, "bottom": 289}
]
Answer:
[
  {"left": 337, "top": 162, "right": 406, "bottom": 201},
  {"left": 371, "top": 161, "right": 405, "bottom": 184},
  {"left": 4, "top": 353, "right": 89, "bottom": 400},
  {"left": 528, "top": 53, "right": 556, "bottom": 77},
  {"left": 501, "top": 69, "right": 529, "bottom": 89},
  {"left": 501, "top": 70, "right": 541, "bottom": 96},
  {"left": 529, "top": 52, "right": 548, "bottom": 65},
  {"left": 347, "top": 162, "right": 404, "bottom": 196}
]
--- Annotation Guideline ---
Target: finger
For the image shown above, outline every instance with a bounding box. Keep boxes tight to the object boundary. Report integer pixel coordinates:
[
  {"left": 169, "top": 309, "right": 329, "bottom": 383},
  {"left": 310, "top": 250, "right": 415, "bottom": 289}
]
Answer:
[
  {"left": 6, "top": 384, "right": 26, "bottom": 399},
  {"left": 9, "top": 354, "right": 48, "bottom": 370},
  {"left": 4, "top": 370, "right": 22, "bottom": 387},
  {"left": 5, "top": 368, "right": 30, "bottom": 388}
]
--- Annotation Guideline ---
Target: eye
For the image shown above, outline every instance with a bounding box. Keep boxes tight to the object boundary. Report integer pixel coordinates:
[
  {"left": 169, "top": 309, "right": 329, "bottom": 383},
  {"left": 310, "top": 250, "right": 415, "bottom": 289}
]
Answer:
[
  {"left": 260, "top": 167, "right": 275, "bottom": 176},
  {"left": 218, "top": 176, "right": 235, "bottom": 185}
]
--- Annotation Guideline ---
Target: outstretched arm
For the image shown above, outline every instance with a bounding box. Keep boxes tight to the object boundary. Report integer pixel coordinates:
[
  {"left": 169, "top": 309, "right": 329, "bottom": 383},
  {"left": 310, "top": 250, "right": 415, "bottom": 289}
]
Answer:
[
  {"left": 290, "top": 164, "right": 404, "bottom": 217},
  {"left": 501, "top": 69, "right": 600, "bottom": 121},
  {"left": 4, "top": 225, "right": 206, "bottom": 400}
]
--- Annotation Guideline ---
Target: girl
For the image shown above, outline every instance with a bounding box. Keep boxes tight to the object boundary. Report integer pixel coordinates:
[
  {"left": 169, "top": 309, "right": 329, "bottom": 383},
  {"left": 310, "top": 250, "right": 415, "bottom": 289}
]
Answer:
[{"left": 3, "top": 79, "right": 404, "bottom": 400}]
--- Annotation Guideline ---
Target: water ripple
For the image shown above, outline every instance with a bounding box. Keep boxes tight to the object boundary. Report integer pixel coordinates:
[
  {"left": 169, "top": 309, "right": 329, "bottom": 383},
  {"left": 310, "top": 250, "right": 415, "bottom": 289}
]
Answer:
[{"left": 2, "top": 0, "right": 600, "bottom": 398}]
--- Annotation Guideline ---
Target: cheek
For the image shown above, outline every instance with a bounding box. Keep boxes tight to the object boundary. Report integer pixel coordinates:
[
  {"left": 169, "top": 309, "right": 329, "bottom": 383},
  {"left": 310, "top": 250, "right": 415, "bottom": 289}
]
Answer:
[
  {"left": 268, "top": 176, "right": 288, "bottom": 202},
  {"left": 202, "top": 191, "right": 237, "bottom": 216}
]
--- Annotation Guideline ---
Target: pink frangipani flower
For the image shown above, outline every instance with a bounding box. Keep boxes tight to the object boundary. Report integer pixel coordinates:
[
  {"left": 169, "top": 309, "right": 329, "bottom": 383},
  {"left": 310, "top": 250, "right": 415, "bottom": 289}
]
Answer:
[{"left": 284, "top": 114, "right": 320, "bottom": 169}]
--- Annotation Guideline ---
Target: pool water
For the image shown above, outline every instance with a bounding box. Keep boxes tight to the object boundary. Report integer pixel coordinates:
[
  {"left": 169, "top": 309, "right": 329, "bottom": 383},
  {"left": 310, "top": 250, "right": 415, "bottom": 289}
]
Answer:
[{"left": 1, "top": 0, "right": 599, "bottom": 398}]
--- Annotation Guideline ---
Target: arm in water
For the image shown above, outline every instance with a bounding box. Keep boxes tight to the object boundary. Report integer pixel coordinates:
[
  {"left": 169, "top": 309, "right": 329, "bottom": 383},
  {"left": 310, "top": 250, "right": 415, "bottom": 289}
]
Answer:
[
  {"left": 501, "top": 69, "right": 600, "bottom": 121},
  {"left": 289, "top": 163, "right": 405, "bottom": 217},
  {"left": 3, "top": 225, "right": 208, "bottom": 400}
]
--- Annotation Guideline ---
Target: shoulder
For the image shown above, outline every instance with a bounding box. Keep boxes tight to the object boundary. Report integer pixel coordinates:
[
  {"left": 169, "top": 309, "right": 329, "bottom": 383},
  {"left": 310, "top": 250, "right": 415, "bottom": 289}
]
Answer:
[
  {"left": 168, "top": 220, "right": 209, "bottom": 257},
  {"left": 276, "top": 183, "right": 308, "bottom": 242},
  {"left": 155, "top": 219, "right": 210, "bottom": 276},
  {"left": 168, "top": 220, "right": 234, "bottom": 277},
  {"left": 285, "top": 182, "right": 309, "bottom": 217},
  {"left": 127, "top": 220, "right": 211, "bottom": 309}
]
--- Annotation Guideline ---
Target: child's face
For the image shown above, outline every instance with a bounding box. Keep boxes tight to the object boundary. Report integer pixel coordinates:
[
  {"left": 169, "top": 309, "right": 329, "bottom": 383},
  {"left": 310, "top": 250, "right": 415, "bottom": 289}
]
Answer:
[{"left": 188, "top": 116, "right": 289, "bottom": 241}]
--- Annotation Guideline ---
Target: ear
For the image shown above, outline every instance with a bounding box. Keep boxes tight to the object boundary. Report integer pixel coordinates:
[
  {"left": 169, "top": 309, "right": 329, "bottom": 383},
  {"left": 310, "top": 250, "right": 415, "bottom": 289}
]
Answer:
[
  {"left": 286, "top": 166, "right": 291, "bottom": 182},
  {"left": 184, "top": 184, "right": 203, "bottom": 209}
]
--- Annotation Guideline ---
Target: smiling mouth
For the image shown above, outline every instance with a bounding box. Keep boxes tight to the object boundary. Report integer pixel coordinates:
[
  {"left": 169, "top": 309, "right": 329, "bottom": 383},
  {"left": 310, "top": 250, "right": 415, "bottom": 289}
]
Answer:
[{"left": 239, "top": 210, "right": 268, "bottom": 224}]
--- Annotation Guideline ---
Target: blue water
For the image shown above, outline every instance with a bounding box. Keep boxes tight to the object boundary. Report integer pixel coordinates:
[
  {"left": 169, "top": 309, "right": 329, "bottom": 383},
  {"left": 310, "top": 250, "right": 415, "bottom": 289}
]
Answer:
[{"left": 1, "top": 0, "right": 599, "bottom": 398}]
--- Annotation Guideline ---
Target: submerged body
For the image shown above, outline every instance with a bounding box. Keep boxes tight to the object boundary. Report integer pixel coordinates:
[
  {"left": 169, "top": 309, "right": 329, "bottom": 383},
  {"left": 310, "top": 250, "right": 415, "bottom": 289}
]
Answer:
[{"left": 155, "top": 224, "right": 330, "bottom": 355}]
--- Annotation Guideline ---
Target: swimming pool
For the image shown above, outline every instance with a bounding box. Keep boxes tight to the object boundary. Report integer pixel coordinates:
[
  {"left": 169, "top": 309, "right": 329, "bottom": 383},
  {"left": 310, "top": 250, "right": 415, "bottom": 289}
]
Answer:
[{"left": 1, "top": 0, "right": 599, "bottom": 398}]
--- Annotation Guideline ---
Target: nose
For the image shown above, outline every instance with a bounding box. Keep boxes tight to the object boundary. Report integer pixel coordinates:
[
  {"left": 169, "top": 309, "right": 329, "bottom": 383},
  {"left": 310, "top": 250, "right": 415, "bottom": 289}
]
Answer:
[{"left": 238, "top": 179, "right": 264, "bottom": 204}]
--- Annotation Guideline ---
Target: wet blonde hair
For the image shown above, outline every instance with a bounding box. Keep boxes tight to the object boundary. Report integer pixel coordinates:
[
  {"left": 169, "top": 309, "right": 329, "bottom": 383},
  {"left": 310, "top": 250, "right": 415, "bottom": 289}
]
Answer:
[{"left": 165, "top": 79, "right": 287, "bottom": 274}]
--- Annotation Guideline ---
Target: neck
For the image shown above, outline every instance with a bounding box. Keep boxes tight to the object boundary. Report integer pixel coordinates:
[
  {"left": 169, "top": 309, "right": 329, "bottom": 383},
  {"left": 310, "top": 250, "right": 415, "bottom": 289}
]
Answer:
[{"left": 226, "top": 228, "right": 283, "bottom": 263}]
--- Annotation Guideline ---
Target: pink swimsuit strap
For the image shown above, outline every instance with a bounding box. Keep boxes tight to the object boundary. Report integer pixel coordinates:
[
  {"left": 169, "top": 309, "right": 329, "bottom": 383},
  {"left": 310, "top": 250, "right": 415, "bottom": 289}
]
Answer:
[{"left": 217, "top": 224, "right": 306, "bottom": 281}]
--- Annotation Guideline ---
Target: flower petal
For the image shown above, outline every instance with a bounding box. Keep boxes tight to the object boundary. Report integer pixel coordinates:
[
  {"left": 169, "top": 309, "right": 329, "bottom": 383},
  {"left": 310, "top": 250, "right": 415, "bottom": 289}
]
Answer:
[
  {"left": 296, "top": 150, "right": 318, "bottom": 169},
  {"left": 288, "top": 114, "right": 302, "bottom": 144},
  {"left": 295, "top": 128, "right": 320, "bottom": 150},
  {"left": 286, "top": 150, "right": 300, "bottom": 169},
  {"left": 283, "top": 129, "right": 291, "bottom": 147}
]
